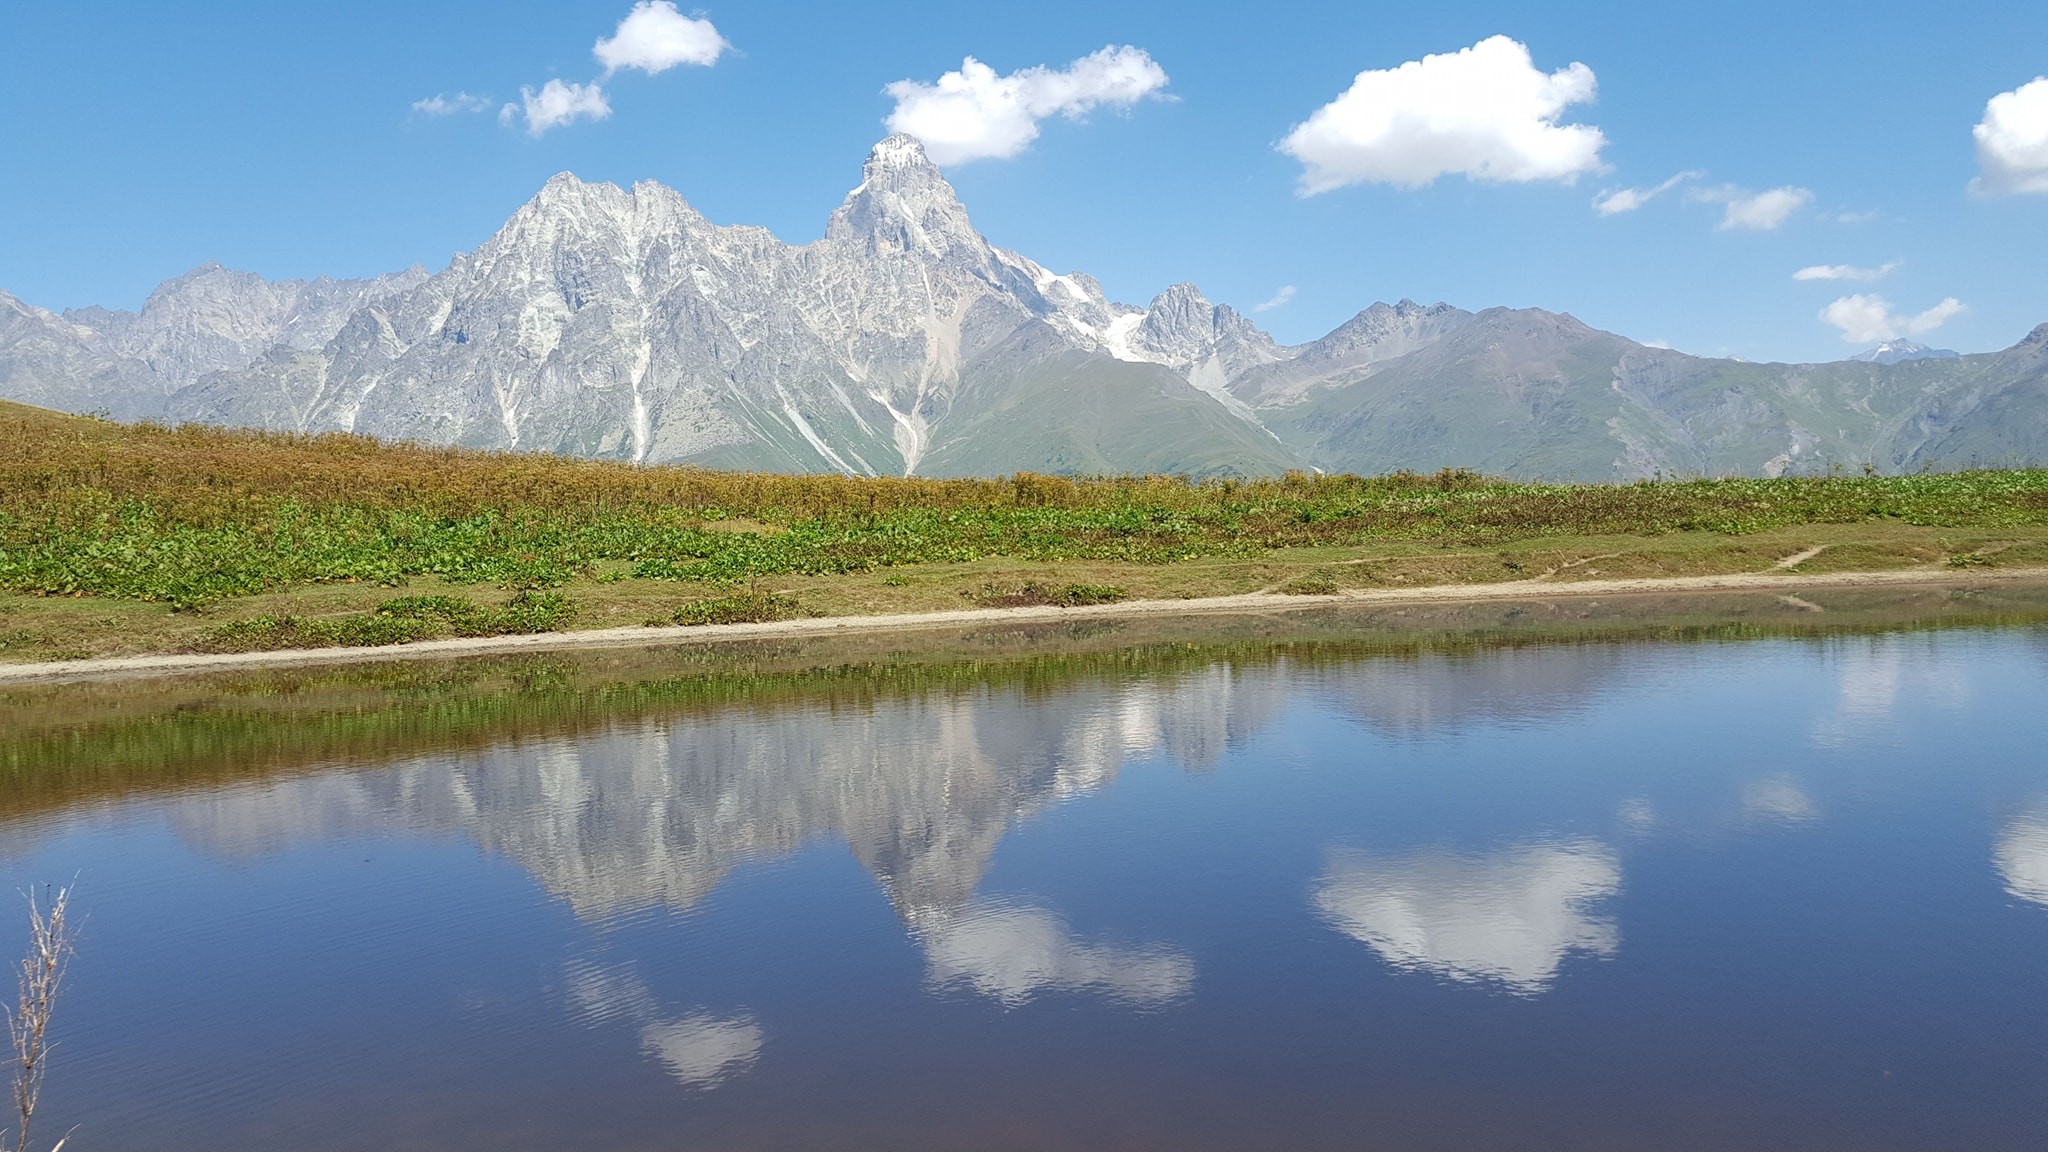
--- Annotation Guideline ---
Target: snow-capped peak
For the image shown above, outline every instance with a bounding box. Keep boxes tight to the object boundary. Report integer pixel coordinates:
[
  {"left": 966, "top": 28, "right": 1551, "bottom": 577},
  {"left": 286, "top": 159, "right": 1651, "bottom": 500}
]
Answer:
[{"left": 1849, "top": 339, "right": 1958, "bottom": 365}]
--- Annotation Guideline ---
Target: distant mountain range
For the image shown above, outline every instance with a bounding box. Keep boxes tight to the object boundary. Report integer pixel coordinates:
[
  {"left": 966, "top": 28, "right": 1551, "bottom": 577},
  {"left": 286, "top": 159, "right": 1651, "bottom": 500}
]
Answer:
[
  {"left": 1848, "top": 339, "right": 1959, "bottom": 366},
  {"left": 4, "top": 135, "right": 2044, "bottom": 479}
]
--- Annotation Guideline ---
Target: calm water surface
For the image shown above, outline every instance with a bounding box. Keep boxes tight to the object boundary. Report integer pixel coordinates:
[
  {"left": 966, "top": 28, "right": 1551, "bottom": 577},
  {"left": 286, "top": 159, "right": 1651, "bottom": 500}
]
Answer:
[{"left": 4, "top": 593, "right": 2048, "bottom": 1149}]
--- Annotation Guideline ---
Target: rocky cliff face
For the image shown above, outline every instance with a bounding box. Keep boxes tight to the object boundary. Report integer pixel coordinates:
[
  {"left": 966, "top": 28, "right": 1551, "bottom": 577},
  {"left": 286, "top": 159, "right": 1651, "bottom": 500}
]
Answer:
[{"left": 3, "top": 135, "right": 2045, "bottom": 479}]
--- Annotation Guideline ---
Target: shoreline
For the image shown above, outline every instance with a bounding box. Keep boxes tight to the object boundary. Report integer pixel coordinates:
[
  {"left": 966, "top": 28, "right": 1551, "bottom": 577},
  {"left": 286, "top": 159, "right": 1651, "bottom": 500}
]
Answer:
[{"left": 5, "top": 564, "right": 2046, "bottom": 685}]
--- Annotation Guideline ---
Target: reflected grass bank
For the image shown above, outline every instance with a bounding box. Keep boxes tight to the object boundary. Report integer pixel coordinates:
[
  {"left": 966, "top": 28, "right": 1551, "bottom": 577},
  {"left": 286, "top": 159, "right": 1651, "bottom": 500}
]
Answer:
[{"left": 5, "top": 581, "right": 2045, "bottom": 820}]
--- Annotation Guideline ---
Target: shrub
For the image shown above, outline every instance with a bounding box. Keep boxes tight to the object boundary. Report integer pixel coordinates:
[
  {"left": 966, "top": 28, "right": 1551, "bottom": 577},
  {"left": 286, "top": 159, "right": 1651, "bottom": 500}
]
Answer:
[
  {"left": 669, "top": 592, "right": 804, "bottom": 626},
  {"left": 965, "top": 581, "right": 1128, "bottom": 608},
  {"left": 189, "top": 590, "right": 577, "bottom": 653},
  {"left": 1278, "top": 574, "right": 1340, "bottom": 595}
]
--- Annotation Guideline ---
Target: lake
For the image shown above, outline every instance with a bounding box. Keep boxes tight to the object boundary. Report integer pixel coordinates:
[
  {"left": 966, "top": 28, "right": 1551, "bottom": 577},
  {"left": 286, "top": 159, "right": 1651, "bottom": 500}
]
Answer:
[{"left": 4, "top": 585, "right": 2048, "bottom": 1150}]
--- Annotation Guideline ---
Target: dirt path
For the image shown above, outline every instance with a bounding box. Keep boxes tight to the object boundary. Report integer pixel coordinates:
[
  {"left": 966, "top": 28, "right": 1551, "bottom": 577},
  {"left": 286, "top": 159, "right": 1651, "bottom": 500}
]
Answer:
[
  {"left": 1773, "top": 545, "right": 1830, "bottom": 570},
  {"left": 5, "top": 564, "right": 2046, "bottom": 684}
]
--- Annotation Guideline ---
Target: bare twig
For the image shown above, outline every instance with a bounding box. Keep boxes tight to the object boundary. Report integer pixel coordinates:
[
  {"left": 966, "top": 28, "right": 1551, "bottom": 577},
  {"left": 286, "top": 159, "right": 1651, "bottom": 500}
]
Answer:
[{"left": 4, "top": 886, "right": 74, "bottom": 1152}]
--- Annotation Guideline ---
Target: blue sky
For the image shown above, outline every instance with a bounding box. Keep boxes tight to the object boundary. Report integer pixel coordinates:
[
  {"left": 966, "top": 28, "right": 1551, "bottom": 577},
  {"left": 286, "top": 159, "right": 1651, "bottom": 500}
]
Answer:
[{"left": 2, "top": 0, "right": 2044, "bottom": 362}]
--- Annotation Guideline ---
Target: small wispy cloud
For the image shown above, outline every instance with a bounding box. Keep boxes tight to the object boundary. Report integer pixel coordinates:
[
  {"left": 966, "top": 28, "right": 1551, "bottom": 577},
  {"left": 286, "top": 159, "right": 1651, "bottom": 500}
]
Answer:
[
  {"left": 1252, "top": 285, "right": 1297, "bottom": 313},
  {"left": 412, "top": 92, "right": 492, "bottom": 117},
  {"left": 1592, "top": 170, "right": 1702, "bottom": 215},
  {"left": 1690, "top": 183, "right": 1813, "bottom": 231},
  {"left": 1823, "top": 208, "right": 1882, "bottom": 224},
  {"left": 495, "top": 2, "right": 729, "bottom": 139},
  {"left": 1820, "top": 294, "right": 1965, "bottom": 343},
  {"left": 1793, "top": 260, "right": 1899, "bottom": 282}
]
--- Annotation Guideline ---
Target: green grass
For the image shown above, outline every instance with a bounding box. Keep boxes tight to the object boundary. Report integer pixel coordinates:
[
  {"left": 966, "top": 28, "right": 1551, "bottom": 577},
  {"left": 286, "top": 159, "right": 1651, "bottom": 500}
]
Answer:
[
  {"left": 191, "top": 591, "right": 577, "bottom": 653},
  {"left": 6, "top": 401, "right": 2048, "bottom": 612},
  {"left": 4, "top": 401, "right": 2048, "bottom": 661}
]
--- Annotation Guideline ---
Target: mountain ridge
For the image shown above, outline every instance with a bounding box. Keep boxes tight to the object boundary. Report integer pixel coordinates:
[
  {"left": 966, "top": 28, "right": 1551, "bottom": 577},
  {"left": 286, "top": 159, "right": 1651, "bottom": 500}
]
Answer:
[{"left": 3, "top": 135, "right": 2043, "bottom": 479}]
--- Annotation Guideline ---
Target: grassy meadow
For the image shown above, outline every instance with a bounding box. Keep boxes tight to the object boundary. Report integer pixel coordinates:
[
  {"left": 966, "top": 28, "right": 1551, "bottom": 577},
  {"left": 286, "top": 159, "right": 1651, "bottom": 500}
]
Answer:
[{"left": 3, "top": 399, "right": 2048, "bottom": 660}]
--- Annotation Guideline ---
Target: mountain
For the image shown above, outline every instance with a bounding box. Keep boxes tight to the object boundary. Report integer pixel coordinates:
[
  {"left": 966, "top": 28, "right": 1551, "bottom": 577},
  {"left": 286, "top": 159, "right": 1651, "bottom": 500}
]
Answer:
[
  {"left": 2, "top": 265, "right": 428, "bottom": 421},
  {"left": 1255, "top": 309, "right": 2048, "bottom": 478},
  {"left": 0, "top": 290, "right": 150, "bottom": 418},
  {"left": 3, "top": 135, "right": 2045, "bottom": 478},
  {"left": 171, "top": 138, "right": 1294, "bottom": 477},
  {"left": 1850, "top": 339, "right": 1959, "bottom": 365}
]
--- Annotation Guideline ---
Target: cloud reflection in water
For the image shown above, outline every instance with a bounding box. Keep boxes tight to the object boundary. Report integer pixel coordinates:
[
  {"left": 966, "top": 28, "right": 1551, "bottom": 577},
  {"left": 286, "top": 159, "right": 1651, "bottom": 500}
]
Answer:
[
  {"left": 920, "top": 901, "right": 1195, "bottom": 1008},
  {"left": 564, "top": 958, "right": 763, "bottom": 1090},
  {"left": 1313, "top": 839, "right": 1621, "bottom": 994},
  {"left": 1995, "top": 805, "right": 2048, "bottom": 908},
  {"left": 640, "top": 1013, "right": 766, "bottom": 1089},
  {"left": 1741, "top": 776, "right": 1819, "bottom": 825}
]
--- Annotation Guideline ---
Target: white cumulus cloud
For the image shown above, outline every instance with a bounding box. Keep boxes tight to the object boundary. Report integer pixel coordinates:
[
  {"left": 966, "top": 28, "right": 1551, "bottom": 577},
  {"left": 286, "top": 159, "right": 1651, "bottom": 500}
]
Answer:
[
  {"left": 1592, "top": 170, "right": 1701, "bottom": 215},
  {"left": 412, "top": 91, "right": 491, "bottom": 117},
  {"left": 1691, "top": 184, "right": 1813, "bottom": 231},
  {"left": 594, "top": 0, "right": 727, "bottom": 76},
  {"left": 502, "top": 79, "right": 612, "bottom": 137},
  {"left": 1279, "top": 35, "right": 1606, "bottom": 194},
  {"left": 1792, "top": 260, "right": 1899, "bottom": 282},
  {"left": 1820, "top": 294, "right": 1966, "bottom": 344},
  {"left": 1973, "top": 77, "right": 2048, "bottom": 195},
  {"left": 883, "top": 46, "right": 1170, "bottom": 166},
  {"left": 1253, "top": 285, "right": 1297, "bottom": 313}
]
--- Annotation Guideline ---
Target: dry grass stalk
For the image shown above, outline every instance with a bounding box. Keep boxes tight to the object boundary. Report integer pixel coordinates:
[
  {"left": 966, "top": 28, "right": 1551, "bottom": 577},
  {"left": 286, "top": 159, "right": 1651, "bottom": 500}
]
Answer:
[{"left": 5, "top": 885, "right": 73, "bottom": 1152}]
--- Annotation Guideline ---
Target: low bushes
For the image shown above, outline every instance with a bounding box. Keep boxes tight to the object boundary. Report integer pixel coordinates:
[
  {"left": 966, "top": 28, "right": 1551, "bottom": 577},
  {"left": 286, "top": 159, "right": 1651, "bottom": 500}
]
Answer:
[
  {"left": 965, "top": 582, "right": 1128, "bottom": 608},
  {"left": 191, "top": 591, "right": 576, "bottom": 653},
  {"left": 668, "top": 591, "right": 806, "bottom": 626}
]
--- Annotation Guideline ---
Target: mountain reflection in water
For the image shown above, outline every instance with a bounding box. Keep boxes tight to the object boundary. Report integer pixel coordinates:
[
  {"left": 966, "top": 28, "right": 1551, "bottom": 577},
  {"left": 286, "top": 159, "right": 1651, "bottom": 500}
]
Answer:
[
  {"left": 6, "top": 595, "right": 2048, "bottom": 1152},
  {"left": 154, "top": 643, "right": 1615, "bottom": 926}
]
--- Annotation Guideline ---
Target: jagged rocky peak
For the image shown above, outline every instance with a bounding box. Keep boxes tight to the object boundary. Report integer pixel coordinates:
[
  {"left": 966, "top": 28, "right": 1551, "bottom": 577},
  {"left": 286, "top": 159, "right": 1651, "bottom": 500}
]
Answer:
[
  {"left": 1137, "top": 282, "right": 1218, "bottom": 345},
  {"left": 1130, "top": 283, "right": 1269, "bottom": 358},
  {"left": 531, "top": 169, "right": 619, "bottom": 206},
  {"left": 519, "top": 171, "right": 703, "bottom": 231},
  {"left": 826, "top": 133, "right": 982, "bottom": 257},
  {"left": 464, "top": 171, "right": 721, "bottom": 300}
]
